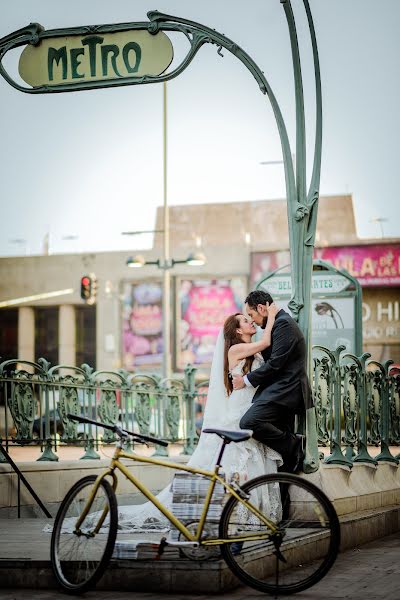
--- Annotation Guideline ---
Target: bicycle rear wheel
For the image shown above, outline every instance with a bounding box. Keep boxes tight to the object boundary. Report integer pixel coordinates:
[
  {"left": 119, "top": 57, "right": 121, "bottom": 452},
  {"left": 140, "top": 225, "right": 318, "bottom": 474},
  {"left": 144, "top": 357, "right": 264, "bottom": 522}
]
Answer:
[
  {"left": 51, "top": 475, "right": 118, "bottom": 594},
  {"left": 220, "top": 473, "right": 340, "bottom": 595}
]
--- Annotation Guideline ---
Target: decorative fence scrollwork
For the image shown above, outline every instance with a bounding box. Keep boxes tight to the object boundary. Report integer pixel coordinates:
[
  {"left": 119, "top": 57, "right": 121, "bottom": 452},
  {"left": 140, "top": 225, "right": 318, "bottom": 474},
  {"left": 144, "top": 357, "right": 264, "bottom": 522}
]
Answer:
[
  {"left": 0, "top": 359, "right": 201, "bottom": 461},
  {"left": 312, "top": 347, "right": 399, "bottom": 467},
  {"left": 313, "top": 355, "right": 331, "bottom": 447},
  {"left": 389, "top": 369, "right": 400, "bottom": 447},
  {"left": 0, "top": 351, "right": 399, "bottom": 465},
  {"left": 342, "top": 362, "right": 359, "bottom": 461},
  {"left": 8, "top": 370, "right": 36, "bottom": 442}
]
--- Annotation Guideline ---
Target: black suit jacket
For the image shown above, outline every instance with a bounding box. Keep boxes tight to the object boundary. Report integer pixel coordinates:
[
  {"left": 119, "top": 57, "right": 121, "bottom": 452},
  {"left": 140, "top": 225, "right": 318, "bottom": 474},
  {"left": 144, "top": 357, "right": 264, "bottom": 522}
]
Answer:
[{"left": 247, "top": 309, "right": 313, "bottom": 412}]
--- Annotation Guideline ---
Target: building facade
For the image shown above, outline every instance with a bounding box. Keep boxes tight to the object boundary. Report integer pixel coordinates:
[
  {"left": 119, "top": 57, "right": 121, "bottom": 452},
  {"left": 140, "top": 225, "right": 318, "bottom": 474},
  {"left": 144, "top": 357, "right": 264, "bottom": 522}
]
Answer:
[{"left": 0, "top": 195, "right": 399, "bottom": 373}]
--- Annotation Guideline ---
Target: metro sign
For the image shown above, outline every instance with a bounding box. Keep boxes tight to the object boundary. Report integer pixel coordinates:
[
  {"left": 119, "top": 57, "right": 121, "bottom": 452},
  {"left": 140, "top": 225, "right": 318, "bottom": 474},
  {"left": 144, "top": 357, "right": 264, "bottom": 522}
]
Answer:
[{"left": 18, "top": 29, "right": 173, "bottom": 87}]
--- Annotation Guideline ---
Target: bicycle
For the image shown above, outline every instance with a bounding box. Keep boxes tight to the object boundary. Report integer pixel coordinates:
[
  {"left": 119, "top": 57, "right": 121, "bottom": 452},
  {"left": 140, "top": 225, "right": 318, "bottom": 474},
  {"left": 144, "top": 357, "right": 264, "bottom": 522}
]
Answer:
[{"left": 50, "top": 414, "right": 340, "bottom": 596}]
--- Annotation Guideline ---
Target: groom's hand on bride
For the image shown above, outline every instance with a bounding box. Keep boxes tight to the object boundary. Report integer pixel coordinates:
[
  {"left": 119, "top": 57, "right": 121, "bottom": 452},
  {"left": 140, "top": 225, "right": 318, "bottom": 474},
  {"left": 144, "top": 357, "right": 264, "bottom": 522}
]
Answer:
[{"left": 232, "top": 375, "right": 245, "bottom": 390}]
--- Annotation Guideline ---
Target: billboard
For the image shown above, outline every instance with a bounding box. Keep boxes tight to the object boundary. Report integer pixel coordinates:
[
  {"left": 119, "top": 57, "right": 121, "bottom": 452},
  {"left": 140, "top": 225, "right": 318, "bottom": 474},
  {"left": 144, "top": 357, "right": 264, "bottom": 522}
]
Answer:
[
  {"left": 122, "top": 281, "right": 163, "bottom": 369},
  {"left": 314, "top": 245, "right": 400, "bottom": 286},
  {"left": 177, "top": 278, "right": 247, "bottom": 368},
  {"left": 251, "top": 244, "right": 400, "bottom": 288}
]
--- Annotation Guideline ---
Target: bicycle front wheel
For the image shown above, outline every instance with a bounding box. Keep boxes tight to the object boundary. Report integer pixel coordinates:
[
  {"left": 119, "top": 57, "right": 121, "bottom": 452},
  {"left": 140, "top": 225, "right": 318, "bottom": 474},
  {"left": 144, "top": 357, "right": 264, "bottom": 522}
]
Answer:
[
  {"left": 220, "top": 473, "right": 340, "bottom": 595},
  {"left": 51, "top": 475, "right": 118, "bottom": 594}
]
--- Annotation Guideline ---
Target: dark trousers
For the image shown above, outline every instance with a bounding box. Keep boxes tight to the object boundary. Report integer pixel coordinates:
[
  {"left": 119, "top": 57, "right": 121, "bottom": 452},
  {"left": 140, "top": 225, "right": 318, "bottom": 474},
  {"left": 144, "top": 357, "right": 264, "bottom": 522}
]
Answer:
[{"left": 239, "top": 401, "right": 297, "bottom": 469}]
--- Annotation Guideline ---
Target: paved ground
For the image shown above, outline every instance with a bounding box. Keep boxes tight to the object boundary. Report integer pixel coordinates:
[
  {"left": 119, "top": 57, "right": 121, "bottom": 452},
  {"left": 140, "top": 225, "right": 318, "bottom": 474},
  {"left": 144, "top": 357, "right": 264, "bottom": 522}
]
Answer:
[{"left": 0, "top": 532, "right": 399, "bottom": 600}]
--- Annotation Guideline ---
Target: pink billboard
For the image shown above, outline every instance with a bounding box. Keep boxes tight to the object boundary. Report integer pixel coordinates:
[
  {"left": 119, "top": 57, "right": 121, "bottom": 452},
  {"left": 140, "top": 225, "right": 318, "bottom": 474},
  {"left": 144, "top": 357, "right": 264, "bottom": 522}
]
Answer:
[
  {"left": 178, "top": 278, "right": 246, "bottom": 368},
  {"left": 251, "top": 244, "right": 400, "bottom": 287},
  {"left": 314, "top": 245, "right": 400, "bottom": 286}
]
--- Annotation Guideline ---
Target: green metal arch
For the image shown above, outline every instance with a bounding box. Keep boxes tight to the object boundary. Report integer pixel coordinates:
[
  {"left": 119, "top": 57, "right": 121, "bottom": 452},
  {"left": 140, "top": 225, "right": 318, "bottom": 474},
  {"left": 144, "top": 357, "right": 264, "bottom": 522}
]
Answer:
[{"left": 0, "top": 1, "right": 323, "bottom": 472}]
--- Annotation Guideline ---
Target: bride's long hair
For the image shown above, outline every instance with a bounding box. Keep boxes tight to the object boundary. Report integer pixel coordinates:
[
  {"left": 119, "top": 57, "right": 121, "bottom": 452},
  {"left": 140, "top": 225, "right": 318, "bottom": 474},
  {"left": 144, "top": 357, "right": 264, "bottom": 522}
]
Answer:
[{"left": 223, "top": 313, "right": 254, "bottom": 395}]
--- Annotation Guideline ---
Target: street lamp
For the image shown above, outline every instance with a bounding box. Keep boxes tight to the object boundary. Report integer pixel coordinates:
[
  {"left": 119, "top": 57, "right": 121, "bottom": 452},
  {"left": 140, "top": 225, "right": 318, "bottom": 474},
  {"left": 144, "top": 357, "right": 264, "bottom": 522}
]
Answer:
[
  {"left": 126, "top": 252, "right": 206, "bottom": 269},
  {"left": 260, "top": 154, "right": 296, "bottom": 172},
  {"left": 122, "top": 229, "right": 164, "bottom": 236},
  {"left": 186, "top": 252, "right": 206, "bottom": 266},
  {"left": 126, "top": 82, "right": 206, "bottom": 378},
  {"left": 369, "top": 217, "right": 387, "bottom": 239},
  {"left": 8, "top": 238, "right": 27, "bottom": 255},
  {"left": 62, "top": 235, "right": 79, "bottom": 241}
]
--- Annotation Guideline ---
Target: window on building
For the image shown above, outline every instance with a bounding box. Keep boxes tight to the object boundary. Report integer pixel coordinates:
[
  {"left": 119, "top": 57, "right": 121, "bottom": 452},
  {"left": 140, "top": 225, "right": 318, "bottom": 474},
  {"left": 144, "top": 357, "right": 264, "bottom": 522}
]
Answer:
[
  {"left": 35, "top": 307, "right": 59, "bottom": 366},
  {"left": 0, "top": 308, "right": 18, "bottom": 363},
  {"left": 75, "top": 306, "right": 96, "bottom": 369}
]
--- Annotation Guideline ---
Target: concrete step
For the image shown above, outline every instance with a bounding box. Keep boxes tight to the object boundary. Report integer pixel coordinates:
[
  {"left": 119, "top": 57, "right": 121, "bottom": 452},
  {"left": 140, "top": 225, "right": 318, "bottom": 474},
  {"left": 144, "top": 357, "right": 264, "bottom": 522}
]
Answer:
[{"left": 0, "top": 504, "right": 399, "bottom": 593}]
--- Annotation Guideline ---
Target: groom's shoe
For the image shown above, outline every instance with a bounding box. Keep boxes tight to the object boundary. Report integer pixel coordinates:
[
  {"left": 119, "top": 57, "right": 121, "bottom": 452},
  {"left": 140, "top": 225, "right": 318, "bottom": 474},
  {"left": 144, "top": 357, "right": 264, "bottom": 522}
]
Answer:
[{"left": 289, "top": 434, "right": 305, "bottom": 474}]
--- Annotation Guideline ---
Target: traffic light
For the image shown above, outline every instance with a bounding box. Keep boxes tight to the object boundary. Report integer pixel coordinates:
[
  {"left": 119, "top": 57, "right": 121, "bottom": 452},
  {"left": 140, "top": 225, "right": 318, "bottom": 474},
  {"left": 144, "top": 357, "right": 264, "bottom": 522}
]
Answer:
[{"left": 80, "top": 274, "right": 97, "bottom": 305}]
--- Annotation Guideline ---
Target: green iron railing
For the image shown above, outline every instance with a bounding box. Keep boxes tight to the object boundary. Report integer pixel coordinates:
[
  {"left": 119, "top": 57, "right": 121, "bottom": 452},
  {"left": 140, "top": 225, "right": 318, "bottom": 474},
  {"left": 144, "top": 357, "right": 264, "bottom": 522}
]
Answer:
[
  {"left": 0, "top": 350, "right": 399, "bottom": 465},
  {"left": 0, "top": 358, "right": 198, "bottom": 462},
  {"left": 313, "top": 346, "right": 400, "bottom": 466}
]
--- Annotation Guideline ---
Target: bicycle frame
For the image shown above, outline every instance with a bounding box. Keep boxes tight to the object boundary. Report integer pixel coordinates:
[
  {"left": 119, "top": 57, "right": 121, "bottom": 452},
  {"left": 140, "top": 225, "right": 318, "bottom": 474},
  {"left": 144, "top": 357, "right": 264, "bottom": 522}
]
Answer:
[{"left": 74, "top": 445, "right": 279, "bottom": 545}]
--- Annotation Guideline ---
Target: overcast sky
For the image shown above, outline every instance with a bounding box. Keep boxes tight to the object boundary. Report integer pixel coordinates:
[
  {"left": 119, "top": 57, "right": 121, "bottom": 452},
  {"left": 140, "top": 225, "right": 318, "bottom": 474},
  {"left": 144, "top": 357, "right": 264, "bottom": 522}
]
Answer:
[{"left": 0, "top": 0, "right": 399, "bottom": 257}]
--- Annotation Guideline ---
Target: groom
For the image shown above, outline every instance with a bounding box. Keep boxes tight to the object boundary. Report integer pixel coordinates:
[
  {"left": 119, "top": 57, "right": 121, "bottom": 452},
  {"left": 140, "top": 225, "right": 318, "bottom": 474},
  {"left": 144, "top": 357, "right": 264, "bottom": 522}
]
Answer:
[{"left": 232, "top": 289, "right": 313, "bottom": 473}]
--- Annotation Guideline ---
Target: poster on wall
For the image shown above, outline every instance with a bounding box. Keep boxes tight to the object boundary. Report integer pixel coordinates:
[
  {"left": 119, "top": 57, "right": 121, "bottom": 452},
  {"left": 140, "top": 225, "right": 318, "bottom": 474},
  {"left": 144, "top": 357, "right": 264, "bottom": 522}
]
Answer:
[
  {"left": 273, "top": 297, "right": 356, "bottom": 354},
  {"left": 311, "top": 297, "right": 355, "bottom": 353},
  {"left": 177, "top": 278, "right": 247, "bottom": 369},
  {"left": 122, "top": 281, "right": 163, "bottom": 369}
]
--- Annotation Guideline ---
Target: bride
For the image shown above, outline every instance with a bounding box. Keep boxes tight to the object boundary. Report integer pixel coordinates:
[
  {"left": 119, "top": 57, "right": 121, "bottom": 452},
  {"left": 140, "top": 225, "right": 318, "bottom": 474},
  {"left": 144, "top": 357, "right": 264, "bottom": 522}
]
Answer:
[{"left": 116, "top": 304, "right": 282, "bottom": 532}]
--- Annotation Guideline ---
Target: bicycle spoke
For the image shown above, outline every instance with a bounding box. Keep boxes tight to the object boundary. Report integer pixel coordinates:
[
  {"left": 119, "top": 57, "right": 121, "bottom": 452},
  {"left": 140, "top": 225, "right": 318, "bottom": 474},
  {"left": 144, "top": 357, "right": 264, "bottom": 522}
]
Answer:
[{"left": 275, "top": 553, "right": 279, "bottom": 594}]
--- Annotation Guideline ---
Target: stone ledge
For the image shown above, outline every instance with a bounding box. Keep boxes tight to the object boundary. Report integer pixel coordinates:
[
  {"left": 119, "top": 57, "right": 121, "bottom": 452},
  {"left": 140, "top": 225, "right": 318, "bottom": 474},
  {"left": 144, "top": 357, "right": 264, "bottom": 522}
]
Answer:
[
  {"left": 2, "top": 459, "right": 400, "bottom": 519},
  {"left": 0, "top": 455, "right": 190, "bottom": 514},
  {"left": 301, "top": 461, "right": 400, "bottom": 515}
]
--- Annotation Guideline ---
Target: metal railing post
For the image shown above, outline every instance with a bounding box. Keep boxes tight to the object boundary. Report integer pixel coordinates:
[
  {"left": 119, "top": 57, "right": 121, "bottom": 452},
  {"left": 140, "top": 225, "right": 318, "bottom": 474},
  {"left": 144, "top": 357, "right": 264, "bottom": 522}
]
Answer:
[
  {"left": 373, "top": 360, "right": 398, "bottom": 464},
  {"left": 343, "top": 353, "right": 376, "bottom": 465},
  {"left": 314, "top": 345, "right": 352, "bottom": 467},
  {"left": 183, "top": 364, "right": 197, "bottom": 455}
]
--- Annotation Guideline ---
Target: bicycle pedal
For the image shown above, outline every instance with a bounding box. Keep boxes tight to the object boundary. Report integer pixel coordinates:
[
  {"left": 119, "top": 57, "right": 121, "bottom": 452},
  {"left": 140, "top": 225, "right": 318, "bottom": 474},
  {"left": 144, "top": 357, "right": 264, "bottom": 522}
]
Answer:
[{"left": 156, "top": 536, "right": 168, "bottom": 559}]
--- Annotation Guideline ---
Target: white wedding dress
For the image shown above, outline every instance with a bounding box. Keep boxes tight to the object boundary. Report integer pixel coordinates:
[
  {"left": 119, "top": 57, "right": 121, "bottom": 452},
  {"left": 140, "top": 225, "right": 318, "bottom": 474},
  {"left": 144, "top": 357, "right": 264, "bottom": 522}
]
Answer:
[{"left": 115, "top": 350, "right": 283, "bottom": 532}]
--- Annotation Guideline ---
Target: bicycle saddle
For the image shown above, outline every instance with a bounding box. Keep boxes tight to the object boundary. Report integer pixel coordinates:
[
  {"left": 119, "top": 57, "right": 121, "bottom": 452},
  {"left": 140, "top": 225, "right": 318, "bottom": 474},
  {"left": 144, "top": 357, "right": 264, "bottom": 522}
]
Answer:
[{"left": 202, "top": 428, "right": 253, "bottom": 443}]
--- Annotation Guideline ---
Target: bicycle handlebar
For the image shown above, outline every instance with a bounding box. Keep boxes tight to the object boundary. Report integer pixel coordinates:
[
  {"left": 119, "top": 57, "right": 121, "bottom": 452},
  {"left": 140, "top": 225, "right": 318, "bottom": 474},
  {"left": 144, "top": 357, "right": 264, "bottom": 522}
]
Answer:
[{"left": 66, "top": 413, "right": 169, "bottom": 447}]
